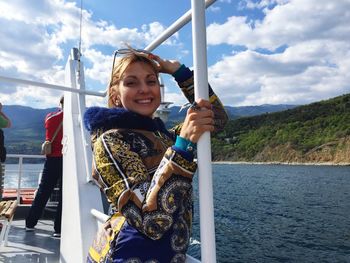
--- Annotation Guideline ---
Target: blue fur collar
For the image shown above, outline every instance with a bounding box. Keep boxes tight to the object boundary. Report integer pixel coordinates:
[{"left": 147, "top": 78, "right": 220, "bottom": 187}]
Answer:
[{"left": 84, "top": 107, "right": 170, "bottom": 135}]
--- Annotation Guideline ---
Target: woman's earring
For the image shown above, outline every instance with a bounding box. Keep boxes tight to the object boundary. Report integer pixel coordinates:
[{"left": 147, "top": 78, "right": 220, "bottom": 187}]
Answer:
[{"left": 115, "top": 100, "right": 121, "bottom": 107}]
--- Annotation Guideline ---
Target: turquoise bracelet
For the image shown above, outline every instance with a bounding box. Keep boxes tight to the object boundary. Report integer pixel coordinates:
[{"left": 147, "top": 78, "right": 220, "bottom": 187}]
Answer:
[{"left": 175, "top": 136, "right": 197, "bottom": 153}]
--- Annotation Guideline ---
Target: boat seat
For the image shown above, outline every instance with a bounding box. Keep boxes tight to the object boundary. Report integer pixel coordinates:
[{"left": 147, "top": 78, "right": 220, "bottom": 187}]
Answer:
[{"left": 0, "top": 200, "right": 18, "bottom": 246}]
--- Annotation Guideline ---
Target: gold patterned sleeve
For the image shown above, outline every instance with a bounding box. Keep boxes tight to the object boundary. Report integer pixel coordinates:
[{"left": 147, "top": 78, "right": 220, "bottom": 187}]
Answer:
[
  {"left": 92, "top": 130, "right": 149, "bottom": 203},
  {"left": 92, "top": 130, "right": 197, "bottom": 240},
  {"left": 172, "top": 73, "right": 228, "bottom": 134},
  {"left": 178, "top": 76, "right": 228, "bottom": 133}
]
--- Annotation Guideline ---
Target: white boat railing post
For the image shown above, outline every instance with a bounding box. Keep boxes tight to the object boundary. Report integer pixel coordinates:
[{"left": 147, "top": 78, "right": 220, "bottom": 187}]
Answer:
[
  {"left": 60, "top": 48, "right": 104, "bottom": 263},
  {"left": 72, "top": 48, "right": 93, "bottom": 182},
  {"left": 16, "top": 156, "right": 24, "bottom": 203},
  {"left": 191, "top": 0, "right": 217, "bottom": 262}
]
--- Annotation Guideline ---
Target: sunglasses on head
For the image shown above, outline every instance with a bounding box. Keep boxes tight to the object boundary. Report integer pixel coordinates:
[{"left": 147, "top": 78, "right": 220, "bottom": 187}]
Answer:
[
  {"left": 114, "top": 48, "right": 153, "bottom": 56},
  {"left": 110, "top": 48, "right": 155, "bottom": 87}
]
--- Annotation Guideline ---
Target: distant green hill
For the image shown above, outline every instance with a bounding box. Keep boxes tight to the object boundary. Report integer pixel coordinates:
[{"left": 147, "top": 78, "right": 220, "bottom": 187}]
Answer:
[
  {"left": 166, "top": 104, "right": 296, "bottom": 128},
  {"left": 2, "top": 105, "right": 57, "bottom": 155},
  {"left": 2, "top": 104, "right": 294, "bottom": 155},
  {"left": 212, "top": 94, "right": 350, "bottom": 164},
  {"left": 3, "top": 96, "right": 349, "bottom": 164}
]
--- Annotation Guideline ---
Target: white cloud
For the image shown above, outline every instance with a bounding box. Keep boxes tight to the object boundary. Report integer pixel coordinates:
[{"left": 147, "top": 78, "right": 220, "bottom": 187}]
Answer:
[
  {"left": 240, "top": 0, "right": 287, "bottom": 10},
  {"left": 1, "top": 0, "right": 349, "bottom": 109},
  {"left": 84, "top": 49, "right": 111, "bottom": 87},
  {"left": 209, "top": 40, "right": 350, "bottom": 106},
  {"left": 163, "top": 92, "right": 188, "bottom": 107},
  {"left": 209, "top": 6, "right": 221, "bottom": 13},
  {"left": 0, "top": 0, "right": 179, "bottom": 108},
  {"left": 207, "top": 0, "right": 350, "bottom": 105},
  {"left": 207, "top": 16, "right": 254, "bottom": 46},
  {"left": 209, "top": 0, "right": 350, "bottom": 50}
]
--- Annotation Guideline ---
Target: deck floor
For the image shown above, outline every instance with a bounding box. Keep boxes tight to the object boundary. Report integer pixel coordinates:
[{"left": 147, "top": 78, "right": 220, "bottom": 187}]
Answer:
[{"left": 0, "top": 220, "right": 60, "bottom": 263}]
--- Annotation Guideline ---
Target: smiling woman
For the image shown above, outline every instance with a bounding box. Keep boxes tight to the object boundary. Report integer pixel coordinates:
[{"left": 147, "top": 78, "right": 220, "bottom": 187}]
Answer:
[
  {"left": 83, "top": 46, "right": 228, "bottom": 262},
  {"left": 107, "top": 48, "right": 163, "bottom": 117},
  {"left": 116, "top": 62, "right": 161, "bottom": 117}
]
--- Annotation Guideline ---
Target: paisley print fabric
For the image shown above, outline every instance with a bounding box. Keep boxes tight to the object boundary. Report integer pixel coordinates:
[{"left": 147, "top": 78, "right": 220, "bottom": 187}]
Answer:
[
  {"left": 85, "top": 65, "right": 228, "bottom": 263},
  {"left": 89, "top": 128, "right": 196, "bottom": 262}
]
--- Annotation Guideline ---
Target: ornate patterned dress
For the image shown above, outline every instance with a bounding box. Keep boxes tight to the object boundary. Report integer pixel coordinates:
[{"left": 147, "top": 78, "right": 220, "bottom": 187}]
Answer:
[{"left": 84, "top": 66, "right": 228, "bottom": 263}]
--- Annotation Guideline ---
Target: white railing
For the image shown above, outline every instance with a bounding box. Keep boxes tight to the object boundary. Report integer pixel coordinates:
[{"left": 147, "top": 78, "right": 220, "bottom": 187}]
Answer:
[
  {"left": 191, "top": 1, "right": 217, "bottom": 262},
  {"left": 145, "top": 0, "right": 216, "bottom": 52},
  {"left": 147, "top": 1, "right": 219, "bottom": 259},
  {"left": 0, "top": 75, "right": 105, "bottom": 97},
  {"left": 60, "top": 48, "right": 104, "bottom": 263},
  {"left": 4, "top": 154, "right": 45, "bottom": 203}
]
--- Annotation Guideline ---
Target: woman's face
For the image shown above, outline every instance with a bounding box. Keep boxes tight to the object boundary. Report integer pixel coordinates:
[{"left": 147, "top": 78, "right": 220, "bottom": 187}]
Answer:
[{"left": 116, "top": 62, "right": 161, "bottom": 117}]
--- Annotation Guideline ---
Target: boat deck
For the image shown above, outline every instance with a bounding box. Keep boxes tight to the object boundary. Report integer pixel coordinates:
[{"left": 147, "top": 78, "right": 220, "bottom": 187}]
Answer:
[{"left": 0, "top": 219, "right": 60, "bottom": 263}]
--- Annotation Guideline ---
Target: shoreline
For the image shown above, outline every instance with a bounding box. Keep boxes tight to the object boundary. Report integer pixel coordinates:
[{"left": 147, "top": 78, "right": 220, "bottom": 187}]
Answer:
[{"left": 212, "top": 161, "right": 350, "bottom": 166}]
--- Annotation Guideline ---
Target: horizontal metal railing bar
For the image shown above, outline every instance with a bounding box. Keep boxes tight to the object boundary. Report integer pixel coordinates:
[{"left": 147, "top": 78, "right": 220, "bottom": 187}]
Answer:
[
  {"left": 0, "top": 75, "right": 106, "bottom": 97},
  {"left": 4, "top": 156, "right": 56, "bottom": 208},
  {"left": 145, "top": 0, "right": 216, "bottom": 52},
  {"left": 90, "top": 208, "right": 109, "bottom": 222},
  {"left": 6, "top": 154, "right": 45, "bottom": 159},
  {"left": 4, "top": 171, "right": 39, "bottom": 173}
]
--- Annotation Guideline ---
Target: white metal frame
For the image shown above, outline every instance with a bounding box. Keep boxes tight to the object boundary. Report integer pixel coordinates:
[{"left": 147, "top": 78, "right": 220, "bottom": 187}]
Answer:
[
  {"left": 59, "top": 48, "right": 104, "bottom": 263},
  {"left": 0, "top": 200, "right": 17, "bottom": 247},
  {"left": 0, "top": 216, "right": 12, "bottom": 246},
  {"left": 191, "top": 1, "right": 217, "bottom": 262},
  {"left": 0, "top": 213, "right": 13, "bottom": 246},
  {"left": 5, "top": 154, "right": 45, "bottom": 203}
]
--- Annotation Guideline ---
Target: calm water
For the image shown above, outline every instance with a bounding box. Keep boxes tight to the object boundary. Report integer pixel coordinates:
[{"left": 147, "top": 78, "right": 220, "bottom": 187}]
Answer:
[
  {"left": 3, "top": 163, "right": 44, "bottom": 188},
  {"left": 4, "top": 163, "right": 350, "bottom": 262},
  {"left": 189, "top": 164, "right": 350, "bottom": 263}
]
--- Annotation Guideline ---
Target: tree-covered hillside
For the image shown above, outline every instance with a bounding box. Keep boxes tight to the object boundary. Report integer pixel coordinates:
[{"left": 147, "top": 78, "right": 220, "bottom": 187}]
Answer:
[
  {"left": 212, "top": 94, "right": 350, "bottom": 163},
  {"left": 166, "top": 104, "right": 296, "bottom": 127},
  {"left": 2, "top": 104, "right": 294, "bottom": 155},
  {"left": 2, "top": 105, "right": 56, "bottom": 155},
  {"left": 2, "top": 94, "right": 349, "bottom": 164}
]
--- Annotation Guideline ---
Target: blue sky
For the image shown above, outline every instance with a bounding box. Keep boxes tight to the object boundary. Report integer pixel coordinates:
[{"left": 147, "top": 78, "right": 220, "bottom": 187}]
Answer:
[{"left": 0, "top": 0, "right": 349, "bottom": 108}]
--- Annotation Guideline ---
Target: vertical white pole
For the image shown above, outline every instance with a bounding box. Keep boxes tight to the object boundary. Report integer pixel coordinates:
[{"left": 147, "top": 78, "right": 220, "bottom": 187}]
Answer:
[
  {"left": 60, "top": 48, "right": 104, "bottom": 263},
  {"left": 191, "top": 0, "right": 217, "bottom": 262},
  {"left": 17, "top": 156, "right": 23, "bottom": 203},
  {"left": 72, "top": 48, "right": 93, "bottom": 183}
]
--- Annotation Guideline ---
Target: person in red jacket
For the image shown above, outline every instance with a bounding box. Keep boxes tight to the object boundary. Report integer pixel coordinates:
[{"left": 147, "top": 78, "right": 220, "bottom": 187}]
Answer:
[{"left": 26, "top": 96, "right": 64, "bottom": 237}]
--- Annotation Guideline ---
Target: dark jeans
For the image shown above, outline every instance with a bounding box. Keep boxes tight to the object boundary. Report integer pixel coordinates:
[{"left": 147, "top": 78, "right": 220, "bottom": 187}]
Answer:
[{"left": 26, "top": 157, "right": 63, "bottom": 233}]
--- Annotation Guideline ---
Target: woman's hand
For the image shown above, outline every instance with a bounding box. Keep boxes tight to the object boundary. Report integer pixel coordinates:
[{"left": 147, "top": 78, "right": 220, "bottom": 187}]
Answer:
[
  {"left": 149, "top": 54, "right": 181, "bottom": 75},
  {"left": 180, "top": 99, "right": 215, "bottom": 143}
]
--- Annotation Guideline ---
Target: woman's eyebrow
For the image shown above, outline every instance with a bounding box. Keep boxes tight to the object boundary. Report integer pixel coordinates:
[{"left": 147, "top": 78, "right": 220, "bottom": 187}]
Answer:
[
  {"left": 121, "top": 72, "right": 157, "bottom": 80},
  {"left": 123, "top": 74, "right": 156, "bottom": 79},
  {"left": 121, "top": 75, "right": 137, "bottom": 81},
  {"left": 146, "top": 74, "right": 157, "bottom": 78}
]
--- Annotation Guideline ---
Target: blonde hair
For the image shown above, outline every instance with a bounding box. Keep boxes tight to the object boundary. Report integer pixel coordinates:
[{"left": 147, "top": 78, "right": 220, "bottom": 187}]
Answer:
[{"left": 108, "top": 52, "right": 159, "bottom": 108}]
